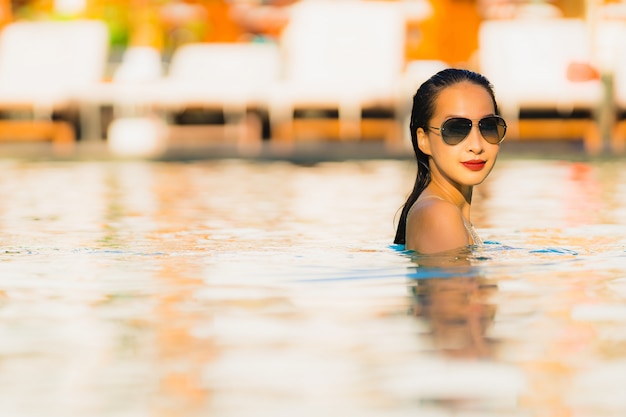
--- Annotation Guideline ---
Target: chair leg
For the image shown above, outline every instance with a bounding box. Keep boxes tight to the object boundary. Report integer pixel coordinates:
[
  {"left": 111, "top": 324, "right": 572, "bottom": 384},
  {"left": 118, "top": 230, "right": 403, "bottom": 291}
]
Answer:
[
  {"left": 383, "top": 120, "right": 406, "bottom": 153},
  {"left": 51, "top": 120, "right": 76, "bottom": 155},
  {"left": 267, "top": 103, "right": 296, "bottom": 155},
  {"left": 582, "top": 120, "right": 602, "bottom": 155},
  {"left": 237, "top": 113, "right": 263, "bottom": 155},
  {"left": 611, "top": 119, "right": 626, "bottom": 154},
  {"left": 338, "top": 102, "right": 361, "bottom": 140}
]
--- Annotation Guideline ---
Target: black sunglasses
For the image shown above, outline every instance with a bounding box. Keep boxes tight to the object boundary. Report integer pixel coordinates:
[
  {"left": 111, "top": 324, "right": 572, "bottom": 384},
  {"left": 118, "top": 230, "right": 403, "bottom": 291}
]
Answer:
[{"left": 428, "top": 115, "right": 507, "bottom": 145}]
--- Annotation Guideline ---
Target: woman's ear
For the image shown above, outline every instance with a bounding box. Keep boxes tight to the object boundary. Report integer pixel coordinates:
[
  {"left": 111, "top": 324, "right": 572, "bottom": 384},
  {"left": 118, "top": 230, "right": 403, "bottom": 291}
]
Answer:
[{"left": 417, "top": 127, "right": 432, "bottom": 155}]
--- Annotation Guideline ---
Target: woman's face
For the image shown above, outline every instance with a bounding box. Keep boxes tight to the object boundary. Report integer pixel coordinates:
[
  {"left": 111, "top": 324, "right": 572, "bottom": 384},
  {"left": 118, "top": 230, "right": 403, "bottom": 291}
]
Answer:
[{"left": 417, "top": 81, "right": 501, "bottom": 189}]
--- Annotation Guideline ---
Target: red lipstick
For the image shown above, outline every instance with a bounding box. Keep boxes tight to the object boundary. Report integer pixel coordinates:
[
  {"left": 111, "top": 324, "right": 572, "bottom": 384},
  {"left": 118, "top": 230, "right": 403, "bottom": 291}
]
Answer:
[{"left": 462, "top": 160, "right": 486, "bottom": 171}]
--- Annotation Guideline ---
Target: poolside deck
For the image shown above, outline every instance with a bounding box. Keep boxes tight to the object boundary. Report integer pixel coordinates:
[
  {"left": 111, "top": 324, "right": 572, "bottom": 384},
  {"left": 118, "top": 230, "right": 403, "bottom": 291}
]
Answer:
[{"left": 0, "top": 134, "right": 596, "bottom": 164}]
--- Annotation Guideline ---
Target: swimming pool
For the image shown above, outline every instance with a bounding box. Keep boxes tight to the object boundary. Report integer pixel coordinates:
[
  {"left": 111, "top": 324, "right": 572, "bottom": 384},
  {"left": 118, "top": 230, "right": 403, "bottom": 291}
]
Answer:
[{"left": 0, "top": 156, "right": 625, "bottom": 416}]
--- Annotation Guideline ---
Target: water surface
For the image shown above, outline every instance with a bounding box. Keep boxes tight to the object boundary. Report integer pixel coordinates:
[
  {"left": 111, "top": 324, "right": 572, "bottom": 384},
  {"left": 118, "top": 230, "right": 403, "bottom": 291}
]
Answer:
[{"left": 0, "top": 157, "right": 625, "bottom": 416}]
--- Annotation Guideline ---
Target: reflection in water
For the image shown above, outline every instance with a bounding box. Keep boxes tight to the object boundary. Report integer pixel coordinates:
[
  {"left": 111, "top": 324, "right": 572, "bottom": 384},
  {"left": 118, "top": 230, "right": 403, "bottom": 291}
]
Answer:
[
  {"left": 409, "top": 274, "right": 497, "bottom": 359},
  {"left": 115, "top": 163, "right": 216, "bottom": 416},
  {"left": 400, "top": 250, "right": 522, "bottom": 412},
  {"left": 155, "top": 261, "right": 214, "bottom": 416},
  {"left": 2, "top": 159, "right": 626, "bottom": 416}
]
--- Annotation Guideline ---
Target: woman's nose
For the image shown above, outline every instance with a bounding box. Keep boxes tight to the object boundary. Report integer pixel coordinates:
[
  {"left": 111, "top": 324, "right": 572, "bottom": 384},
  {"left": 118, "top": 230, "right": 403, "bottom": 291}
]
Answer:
[{"left": 465, "top": 125, "right": 485, "bottom": 152}]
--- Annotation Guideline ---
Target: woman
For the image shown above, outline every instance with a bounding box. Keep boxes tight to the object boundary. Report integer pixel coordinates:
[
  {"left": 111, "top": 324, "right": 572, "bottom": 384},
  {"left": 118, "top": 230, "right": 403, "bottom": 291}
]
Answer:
[{"left": 395, "top": 68, "right": 506, "bottom": 253}]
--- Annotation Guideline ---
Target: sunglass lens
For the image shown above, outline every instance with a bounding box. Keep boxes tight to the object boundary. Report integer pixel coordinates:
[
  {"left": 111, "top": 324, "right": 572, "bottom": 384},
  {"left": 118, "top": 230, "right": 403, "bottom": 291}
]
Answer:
[
  {"left": 479, "top": 116, "right": 507, "bottom": 144},
  {"left": 441, "top": 118, "right": 472, "bottom": 145}
]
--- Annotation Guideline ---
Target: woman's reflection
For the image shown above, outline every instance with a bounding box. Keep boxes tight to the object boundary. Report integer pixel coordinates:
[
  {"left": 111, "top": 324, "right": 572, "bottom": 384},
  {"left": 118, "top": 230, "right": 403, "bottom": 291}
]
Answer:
[{"left": 408, "top": 259, "right": 497, "bottom": 359}]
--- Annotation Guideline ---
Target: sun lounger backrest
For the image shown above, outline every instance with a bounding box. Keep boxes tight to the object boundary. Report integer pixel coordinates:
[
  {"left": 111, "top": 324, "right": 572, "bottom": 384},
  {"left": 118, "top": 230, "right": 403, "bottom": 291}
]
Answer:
[
  {"left": 0, "top": 20, "right": 109, "bottom": 95},
  {"left": 167, "top": 43, "right": 282, "bottom": 88},
  {"left": 479, "top": 19, "right": 592, "bottom": 92},
  {"left": 280, "top": 0, "right": 405, "bottom": 88},
  {"left": 114, "top": 46, "right": 163, "bottom": 82}
]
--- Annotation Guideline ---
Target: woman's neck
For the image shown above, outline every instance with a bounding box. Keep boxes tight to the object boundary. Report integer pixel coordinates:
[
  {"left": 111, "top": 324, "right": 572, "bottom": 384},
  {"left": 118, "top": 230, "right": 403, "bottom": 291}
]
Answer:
[{"left": 425, "top": 177, "right": 473, "bottom": 218}]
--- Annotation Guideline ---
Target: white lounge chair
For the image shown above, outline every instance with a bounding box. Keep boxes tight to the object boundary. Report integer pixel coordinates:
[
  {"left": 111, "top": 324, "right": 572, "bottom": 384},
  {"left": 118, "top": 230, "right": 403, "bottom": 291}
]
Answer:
[
  {"left": 0, "top": 19, "right": 109, "bottom": 152},
  {"left": 79, "top": 42, "right": 281, "bottom": 154},
  {"left": 144, "top": 42, "right": 282, "bottom": 152},
  {"left": 113, "top": 46, "right": 163, "bottom": 83},
  {"left": 77, "top": 45, "right": 164, "bottom": 143},
  {"left": 268, "top": 0, "right": 407, "bottom": 147},
  {"left": 478, "top": 18, "right": 604, "bottom": 153}
]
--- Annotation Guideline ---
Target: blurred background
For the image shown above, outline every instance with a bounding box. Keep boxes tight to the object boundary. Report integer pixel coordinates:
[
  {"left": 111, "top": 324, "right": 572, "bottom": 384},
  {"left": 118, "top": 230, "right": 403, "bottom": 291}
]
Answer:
[
  {"left": 0, "top": 0, "right": 621, "bottom": 158},
  {"left": 0, "top": 0, "right": 590, "bottom": 68}
]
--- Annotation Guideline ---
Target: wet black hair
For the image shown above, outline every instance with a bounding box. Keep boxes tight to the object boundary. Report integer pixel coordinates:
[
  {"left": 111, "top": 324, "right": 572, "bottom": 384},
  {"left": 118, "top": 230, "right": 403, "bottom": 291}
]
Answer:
[{"left": 394, "top": 68, "right": 500, "bottom": 245}]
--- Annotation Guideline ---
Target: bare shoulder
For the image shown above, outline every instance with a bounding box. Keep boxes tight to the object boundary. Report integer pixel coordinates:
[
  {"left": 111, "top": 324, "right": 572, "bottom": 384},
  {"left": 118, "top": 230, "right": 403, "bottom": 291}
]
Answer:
[
  {"left": 405, "top": 198, "right": 469, "bottom": 253},
  {"left": 408, "top": 198, "right": 466, "bottom": 237}
]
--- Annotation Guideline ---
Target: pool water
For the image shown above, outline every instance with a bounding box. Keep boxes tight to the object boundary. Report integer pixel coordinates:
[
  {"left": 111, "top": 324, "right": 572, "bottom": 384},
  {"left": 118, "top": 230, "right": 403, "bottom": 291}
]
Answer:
[{"left": 0, "top": 157, "right": 626, "bottom": 416}]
